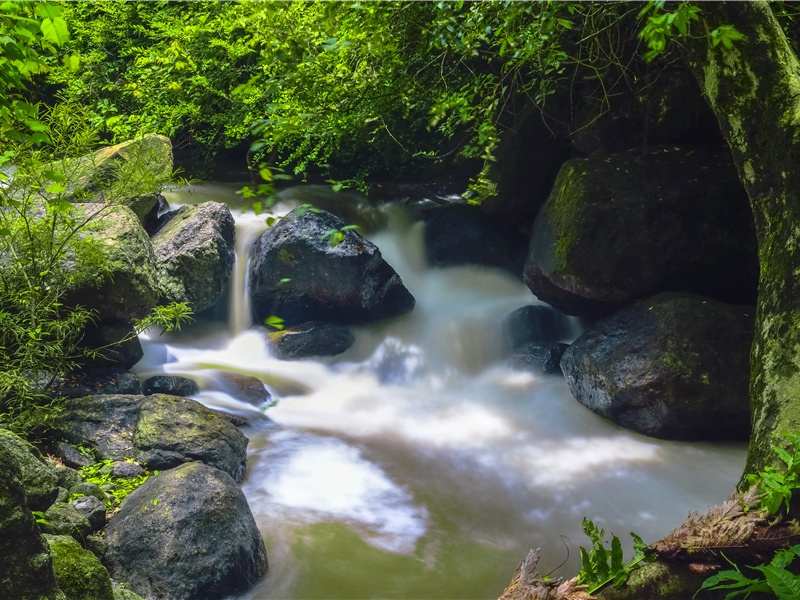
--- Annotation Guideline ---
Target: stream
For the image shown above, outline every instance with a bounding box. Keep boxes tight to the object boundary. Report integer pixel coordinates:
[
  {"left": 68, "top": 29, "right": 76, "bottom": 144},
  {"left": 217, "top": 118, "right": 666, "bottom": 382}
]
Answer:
[{"left": 135, "top": 183, "right": 746, "bottom": 599}]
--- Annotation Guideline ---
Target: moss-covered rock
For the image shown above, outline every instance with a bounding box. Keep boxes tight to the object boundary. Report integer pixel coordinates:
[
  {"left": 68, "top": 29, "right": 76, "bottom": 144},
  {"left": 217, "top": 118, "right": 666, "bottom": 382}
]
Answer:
[
  {"left": 134, "top": 394, "right": 249, "bottom": 483},
  {"left": 104, "top": 462, "right": 268, "bottom": 600},
  {"left": 151, "top": 201, "right": 235, "bottom": 314},
  {"left": 65, "top": 204, "right": 161, "bottom": 323},
  {"left": 523, "top": 146, "right": 758, "bottom": 316},
  {"left": 0, "top": 429, "right": 59, "bottom": 512},
  {"left": 44, "top": 534, "right": 114, "bottom": 600},
  {"left": 41, "top": 503, "right": 93, "bottom": 542},
  {"left": 0, "top": 439, "right": 59, "bottom": 600}
]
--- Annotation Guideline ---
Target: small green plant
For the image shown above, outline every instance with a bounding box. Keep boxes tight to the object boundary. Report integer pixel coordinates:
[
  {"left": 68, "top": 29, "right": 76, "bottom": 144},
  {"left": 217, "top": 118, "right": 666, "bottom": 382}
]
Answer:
[
  {"left": 696, "top": 545, "right": 800, "bottom": 599},
  {"left": 322, "top": 224, "right": 358, "bottom": 248},
  {"left": 746, "top": 431, "right": 800, "bottom": 515},
  {"left": 31, "top": 510, "right": 49, "bottom": 526},
  {"left": 80, "top": 458, "right": 157, "bottom": 510},
  {"left": 264, "top": 315, "right": 285, "bottom": 331},
  {"left": 576, "top": 518, "right": 654, "bottom": 595}
]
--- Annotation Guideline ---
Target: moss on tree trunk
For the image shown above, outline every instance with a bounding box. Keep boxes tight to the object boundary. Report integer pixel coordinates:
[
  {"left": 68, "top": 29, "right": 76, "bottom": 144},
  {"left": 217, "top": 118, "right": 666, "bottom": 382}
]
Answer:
[{"left": 683, "top": 0, "right": 800, "bottom": 484}]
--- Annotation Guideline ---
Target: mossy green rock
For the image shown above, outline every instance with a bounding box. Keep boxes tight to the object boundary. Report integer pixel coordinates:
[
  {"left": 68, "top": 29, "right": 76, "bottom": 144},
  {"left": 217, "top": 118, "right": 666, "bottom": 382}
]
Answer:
[
  {"left": 151, "top": 201, "right": 235, "bottom": 314},
  {"left": 66, "top": 204, "right": 161, "bottom": 322},
  {"left": 523, "top": 146, "right": 757, "bottom": 315},
  {"left": 104, "top": 462, "right": 268, "bottom": 600},
  {"left": 41, "top": 503, "right": 93, "bottom": 541},
  {"left": 134, "top": 394, "right": 249, "bottom": 483},
  {"left": 0, "top": 429, "right": 58, "bottom": 512},
  {"left": 0, "top": 440, "right": 59, "bottom": 599},
  {"left": 45, "top": 534, "right": 114, "bottom": 600}
]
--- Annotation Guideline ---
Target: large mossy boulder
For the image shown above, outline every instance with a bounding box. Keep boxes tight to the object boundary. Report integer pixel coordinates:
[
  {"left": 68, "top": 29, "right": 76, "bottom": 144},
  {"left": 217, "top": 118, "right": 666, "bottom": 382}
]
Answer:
[
  {"left": 248, "top": 208, "right": 415, "bottom": 326},
  {"left": 524, "top": 146, "right": 758, "bottom": 315},
  {"left": 69, "top": 134, "right": 173, "bottom": 223},
  {"left": 44, "top": 534, "right": 114, "bottom": 600},
  {"left": 0, "top": 439, "right": 59, "bottom": 600},
  {"left": 0, "top": 429, "right": 58, "bottom": 512},
  {"left": 53, "top": 394, "right": 249, "bottom": 483},
  {"left": 104, "top": 462, "right": 268, "bottom": 600},
  {"left": 151, "top": 201, "right": 235, "bottom": 314},
  {"left": 66, "top": 204, "right": 161, "bottom": 323},
  {"left": 560, "top": 292, "right": 754, "bottom": 440}
]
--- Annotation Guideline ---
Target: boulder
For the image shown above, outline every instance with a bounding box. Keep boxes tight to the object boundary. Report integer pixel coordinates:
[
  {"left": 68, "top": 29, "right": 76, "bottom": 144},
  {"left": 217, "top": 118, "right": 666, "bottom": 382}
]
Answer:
[
  {"left": 248, "top": 208, "right": 415, "bottom": 326},
  {"left": 502, "top": 305, "right": 571, "bottom": 350},
  {"left": 44, "top": 534, "right": 114, "bottom": 600},
  {"left": 142, "top": 375, "right": 199, "bottom": 397},
  {"left": 68, "top": 134, "right": 173, "bottom": 222},
  {"left": 510, "top": 342, "right": 569, "bottom": 376},
  {"left": 71, "top": 495, "right": 107, "bottom": 531},
  {"left": 524, "top": 146, "right": 758, "bottom": 315},
  {"left": 0, "top": 429, "right": 58, "bottom": 512},
  {"left": 560, "top": 292, "right": 754, "bottom": 440},
  {"left": 66, "top": 204, "right": 162, "bottom": 322},
  {"left": 422, "top": 205, "right": 527, "bottom": 275},
  {"left": 78, "top": 321, "right": 144, "bottom": 370},
  {"left": 151, "top": 202, "right": 235, "bottom": 314},
  {"left": 270, "top": 321, "right": 355, "bottom": 359},
  {"left": 55, "top": 370, "right": 142, "bottom": 400},
  {"left": 53, "top": 394, "right": 249, "bottom": 482},
  {"left": 41, "top": 502, "right": 93, "bottom": 541},
  {"left": 0, "top": 440, "right": 59, "bottom": 600},
  {"left": 133, "top": 394, "right": 249, "bottom": 483},
  {"left": 104, "top": 462, "right": 268, "bottom": 600}
]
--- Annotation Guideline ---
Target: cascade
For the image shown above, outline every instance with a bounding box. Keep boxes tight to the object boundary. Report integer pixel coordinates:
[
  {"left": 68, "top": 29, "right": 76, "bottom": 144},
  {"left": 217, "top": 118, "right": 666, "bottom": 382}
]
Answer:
[{"left": 135, "top": 183, "right": 746, "bottom": 599}]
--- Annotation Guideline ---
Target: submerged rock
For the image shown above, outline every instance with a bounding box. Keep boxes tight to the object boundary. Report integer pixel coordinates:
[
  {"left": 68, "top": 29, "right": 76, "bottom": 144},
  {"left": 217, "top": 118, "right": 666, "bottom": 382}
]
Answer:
[
  {"left": 510, "top": 342, "right": 569, "bottom": 376},
  {"left": 104, "top": 462, "right": 268, "bottom": 600},
  {"left": 524, "top": 146, "right": 758, "bottom": 315},
  {"left": 502, "top": 305, "right": 571, "bottom": 350},
  {"left": 560, "top": 292, "right": 753, "bottom": 440},
  {"left": 270, "top": 321, "right": 355, "bottom": 359},
  {"left": 142, "top": 375, "right": 199, "bottom": 397},
  {"left": 248, "top": 208, "right": 415, "bottom": 326},
  {"left": 214, "top": 373, "right": 271, "bottom": 407},
  {"left": 151, "top": 201, "right": 235, "bottom": 314}
]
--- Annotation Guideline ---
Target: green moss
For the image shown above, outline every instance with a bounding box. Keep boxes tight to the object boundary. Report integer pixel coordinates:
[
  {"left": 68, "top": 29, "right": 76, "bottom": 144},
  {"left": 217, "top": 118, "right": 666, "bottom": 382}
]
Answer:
[
  {"left": 44, "top": 534, "right": 114, "bottom": 600},
  {"left": 548, "top": 164, "right": 584, "bottom": 273},
  {"left": 278, "top": 247, "right": 297, "bottom": 265}
]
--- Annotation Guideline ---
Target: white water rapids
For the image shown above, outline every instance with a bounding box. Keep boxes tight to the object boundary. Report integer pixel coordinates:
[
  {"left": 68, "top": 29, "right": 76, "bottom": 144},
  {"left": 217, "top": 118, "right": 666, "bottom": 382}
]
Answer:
[{"left": 135, "top": 183, "right": 746, "bottom": 599}]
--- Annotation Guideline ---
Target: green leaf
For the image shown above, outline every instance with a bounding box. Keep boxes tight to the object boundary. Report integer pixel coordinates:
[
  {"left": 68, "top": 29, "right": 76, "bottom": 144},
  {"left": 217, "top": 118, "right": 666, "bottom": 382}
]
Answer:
[
  {"left": 40, "top": 16, "right": 69, "bottom": 46},
  {"left": 265, "top": 315, "right": 285, "bottom": 330},
  {"left": 755, "top": 564, "right": 800, "bottom": 599}
]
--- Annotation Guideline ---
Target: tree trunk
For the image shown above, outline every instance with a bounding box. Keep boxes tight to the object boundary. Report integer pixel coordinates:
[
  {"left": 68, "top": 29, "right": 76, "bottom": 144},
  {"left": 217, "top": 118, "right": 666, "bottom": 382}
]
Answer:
[{"left": 683, "top": 1, "right": 800, "bottom": 482}]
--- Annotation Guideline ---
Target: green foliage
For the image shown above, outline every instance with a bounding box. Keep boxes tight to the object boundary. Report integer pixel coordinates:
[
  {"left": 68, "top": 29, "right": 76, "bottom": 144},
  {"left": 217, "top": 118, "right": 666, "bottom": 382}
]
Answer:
[
  {"left": 80, "top": 458, "right": 156, "bottom": 510},
  {"left": 696, "top": 545, "right": 800, "bottom": 599},
  {"left": 576, "top": 518, "right": 654, "bottom": 595},
  {"left": 746, "top": 431, "right": 800, "bottom": 515},
  {"left": 322, "top": 224, "right": 358, "bottom": 248},
  {"left": 264, "top": 315, "right": 285, "bottom": 331}
]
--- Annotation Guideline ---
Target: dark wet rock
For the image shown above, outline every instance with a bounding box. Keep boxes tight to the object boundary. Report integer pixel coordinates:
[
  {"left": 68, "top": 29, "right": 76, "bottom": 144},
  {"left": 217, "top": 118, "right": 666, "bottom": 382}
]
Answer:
[
  {"left": 45, "top": 534, "right": 114, "bottom": 600},
  {"left": 0, "top": 429, "right": 58, "bottom": 512},
  {"left": 248, "top": 208, "right": 414, "bottom": 326},
  {"left": 102, "top": 460, "right": 145, "bottom": 479},
  {"left": 41, "top": 503, "right": 93, "bottom": 541},
  {"left": 503, "top": 305, "right": 571, "bottom": 350},
  {"left": 133, "top": 395, "right": 249, "bottom": 483},
  {"left": 215, "top": 373, "right": 271, "bottom": 407},
  {"left": 560, "top": 292, "right": 754, "bottom": 440},
  {"left": 151, "top": 201, "right": 235, "bottom": 313},
  {"left": 423, "top": 204, "right": 527, "bottom": 275},
  {"left": 68, "top": 482, "right": 109, "bottom": 506},
  {"left": 510, "top": 342, "right": 569, "bottom": 375},
  {"left": 524, "top": 146, "right": 758, "bottom": 316},
  {"left": 276, "top": 184, "right": 387, "bottom": 232},
  {"left": 79, "top": 321, "right": 144, "bottom": 370},
  {"left": 53, "top": 394, "right": 249, "bottom": 482},
  {"left": 0, "top": 439, "right": 59, "bottom": 600},
  {"left": 55, "top": 370, "right": 142, "bottom": 400},
  {"left": 104, "top": 462, "right": 268, "bottom": 600},
  {"left": 54, "top": 395, "right": 144, "bottom": 460},
  {"left": 71, "top": 495, "right": 107, "bottom": 531},
  {"left": 142, "top": 375, "right": 199, "bottom": 397},
  {"left": 54, "top": 442, "right": 95, "bottom": 469},
  {"left": 270, "top": 321, "right": 355, "bottom": 359}
]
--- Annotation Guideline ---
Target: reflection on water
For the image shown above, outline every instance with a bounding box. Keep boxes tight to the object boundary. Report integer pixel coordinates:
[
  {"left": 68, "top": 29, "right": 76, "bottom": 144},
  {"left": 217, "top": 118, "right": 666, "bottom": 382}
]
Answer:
[{"left": 139, "top": 184, "right": 746, "bottom": 599}]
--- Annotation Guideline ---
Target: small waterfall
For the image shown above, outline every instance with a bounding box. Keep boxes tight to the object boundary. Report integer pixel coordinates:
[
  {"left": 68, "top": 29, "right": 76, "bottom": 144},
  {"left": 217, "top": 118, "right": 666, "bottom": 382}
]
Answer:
[
  {"left": 141, "top": 183, "right": 747, "bottom": 600},
  {"left": 229, "top": 212, "right": 269, "bottom": 335}
]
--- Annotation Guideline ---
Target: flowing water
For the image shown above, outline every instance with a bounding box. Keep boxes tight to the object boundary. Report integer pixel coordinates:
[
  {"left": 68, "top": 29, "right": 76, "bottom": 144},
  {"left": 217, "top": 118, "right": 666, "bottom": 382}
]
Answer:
[{"left": 138, "top": 183, "right": 747, "bottom": 599}]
